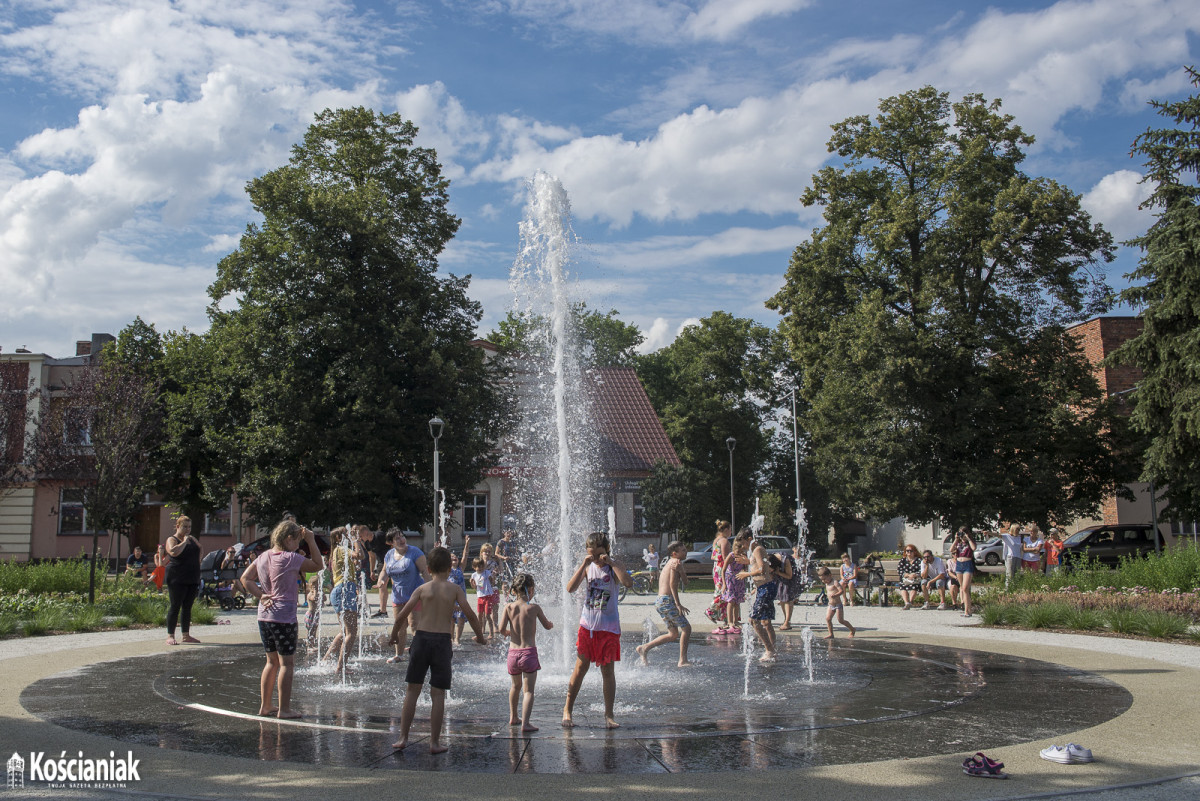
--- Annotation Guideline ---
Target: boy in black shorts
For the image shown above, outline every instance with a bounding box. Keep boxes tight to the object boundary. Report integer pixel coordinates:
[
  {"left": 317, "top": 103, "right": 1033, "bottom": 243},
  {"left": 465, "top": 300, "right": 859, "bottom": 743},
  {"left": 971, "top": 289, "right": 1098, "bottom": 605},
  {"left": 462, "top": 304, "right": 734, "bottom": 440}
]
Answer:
[{"left": 391, "top": 546, "right": 487, "bottom": 753}]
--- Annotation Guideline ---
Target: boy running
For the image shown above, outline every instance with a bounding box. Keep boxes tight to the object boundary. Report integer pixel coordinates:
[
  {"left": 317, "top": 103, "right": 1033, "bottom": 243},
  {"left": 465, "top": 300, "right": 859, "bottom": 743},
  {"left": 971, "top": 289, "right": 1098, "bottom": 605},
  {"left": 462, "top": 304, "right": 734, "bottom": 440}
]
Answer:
[{"left": 636, "top": 541, "right": 692, "bottom": 667}]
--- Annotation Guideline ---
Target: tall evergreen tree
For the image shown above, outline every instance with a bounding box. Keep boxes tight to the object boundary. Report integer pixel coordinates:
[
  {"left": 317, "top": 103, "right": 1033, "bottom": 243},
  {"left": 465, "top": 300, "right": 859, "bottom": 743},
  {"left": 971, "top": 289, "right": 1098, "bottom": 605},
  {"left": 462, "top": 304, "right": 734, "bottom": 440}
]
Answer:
[
  {"left": 207, "top": 108, "right": 501, "bottom": 525},
  {"left": 1114, "top": 68, "right": 1200, "bottom": 522}
]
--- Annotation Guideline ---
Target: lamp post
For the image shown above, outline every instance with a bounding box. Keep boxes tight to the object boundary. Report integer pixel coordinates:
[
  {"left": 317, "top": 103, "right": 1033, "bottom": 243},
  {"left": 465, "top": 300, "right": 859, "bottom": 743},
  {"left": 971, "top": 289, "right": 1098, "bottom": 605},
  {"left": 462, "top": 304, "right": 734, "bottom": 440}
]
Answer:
[
  {"left": 790, "top": 386, "right": 802, "bottom": 533},
  {"left": 726, "top": 436, "right": 737, "bottom": 532},
  {"left": 428, "top": 416, "right": 444, "bottom": 540}
]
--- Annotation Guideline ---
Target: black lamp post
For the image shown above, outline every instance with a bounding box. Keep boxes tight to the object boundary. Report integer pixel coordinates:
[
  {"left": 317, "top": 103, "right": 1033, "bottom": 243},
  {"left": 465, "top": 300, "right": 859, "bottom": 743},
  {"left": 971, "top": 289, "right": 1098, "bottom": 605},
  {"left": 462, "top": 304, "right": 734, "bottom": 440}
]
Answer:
[
  {"left": 428, "top": 416, "right": 444, "bottom": 538},
  {"left": 726, "top": 436, "right": 737, "bottom": 532}
]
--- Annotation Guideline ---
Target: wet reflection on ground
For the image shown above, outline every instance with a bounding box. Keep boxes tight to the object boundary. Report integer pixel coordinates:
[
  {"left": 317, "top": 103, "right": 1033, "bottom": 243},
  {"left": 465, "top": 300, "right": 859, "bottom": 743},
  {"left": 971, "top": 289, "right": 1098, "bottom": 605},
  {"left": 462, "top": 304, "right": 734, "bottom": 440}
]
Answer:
[{"left": 20, "top": 633, "right": 1131, "bottom": 773}]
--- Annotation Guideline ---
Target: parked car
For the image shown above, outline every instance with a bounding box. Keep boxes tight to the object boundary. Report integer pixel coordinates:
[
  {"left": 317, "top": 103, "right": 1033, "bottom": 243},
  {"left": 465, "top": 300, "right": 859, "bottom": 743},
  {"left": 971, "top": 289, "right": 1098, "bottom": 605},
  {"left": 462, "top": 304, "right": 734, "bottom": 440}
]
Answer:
[
  {"left": 973, "top": 537, "right": 1003, "bottom": 566},
  {"left": 683, "top": 536, "right": 793, "bottom": 576},
  {"left": 1059, "top": 524, "right": 1165, "bottom": 569},
  {"left": 683, "top": 541, "right": 713, "bottom": 576}
]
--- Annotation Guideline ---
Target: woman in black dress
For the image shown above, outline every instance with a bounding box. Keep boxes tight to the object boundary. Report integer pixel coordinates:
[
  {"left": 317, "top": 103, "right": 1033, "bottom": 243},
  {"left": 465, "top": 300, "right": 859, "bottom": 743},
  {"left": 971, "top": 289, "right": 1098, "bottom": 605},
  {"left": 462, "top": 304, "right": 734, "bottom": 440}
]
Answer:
[{"left": 164, "top": 515, "right": 202, "bottom": 645}]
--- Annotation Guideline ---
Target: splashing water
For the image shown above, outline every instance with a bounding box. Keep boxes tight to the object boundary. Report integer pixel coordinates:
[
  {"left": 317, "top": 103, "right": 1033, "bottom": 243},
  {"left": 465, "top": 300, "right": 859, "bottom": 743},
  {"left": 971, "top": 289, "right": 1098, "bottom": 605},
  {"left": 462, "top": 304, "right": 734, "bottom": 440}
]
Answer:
[
  {"left": 749, "top": 497, "right": 764, "bottom": 537},
  {"left": 801, "top": 626, "right": 816, "bottom": 683},
  {"left": 437, "top": 491, "right": 449, "bottom": 548},
  {"left": 504, "top": 172, "right": 599, "bottom": 667},
  {"left": 642, "top": 613, "right": 657, "bottom": 647},
  {"left": 741, "top": 619, "right": 755, "bottom": 698}
]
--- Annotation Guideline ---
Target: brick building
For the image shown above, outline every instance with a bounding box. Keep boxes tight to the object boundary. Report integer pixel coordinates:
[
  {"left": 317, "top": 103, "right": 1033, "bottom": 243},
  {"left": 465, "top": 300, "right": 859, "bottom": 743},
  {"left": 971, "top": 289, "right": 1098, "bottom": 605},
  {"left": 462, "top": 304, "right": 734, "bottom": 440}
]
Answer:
[{"left": 0, "top": 334, "right": 251, "bottom": 562}]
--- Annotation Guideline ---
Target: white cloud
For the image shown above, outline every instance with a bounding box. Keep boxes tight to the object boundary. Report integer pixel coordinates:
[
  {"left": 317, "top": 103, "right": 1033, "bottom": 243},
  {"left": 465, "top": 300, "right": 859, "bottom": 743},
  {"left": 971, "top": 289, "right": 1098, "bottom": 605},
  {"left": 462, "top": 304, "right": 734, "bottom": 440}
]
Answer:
[
  {"left": 475, "top": 0, "right": 810, "bottom": 44},
  {"left": 468, "top": 0, "right": 1200, "bottom": 226},
  {"left": 686, "top": 0, "right": 812, "bottom": 42},
  {"left": 593, "top": 225, "right": 807, "bottom": 270},
  {"left": 0, "top": 0, "right": 386, "bottom": 316},
  {"left": 1082, "top": 169, "right": 1155, "bottom": 241},
  {"left": 642, "top": 317, "right": 673, "bottom": 351},
  {"left": 392, "top": 82, "right": 492, "bottom": 180}
]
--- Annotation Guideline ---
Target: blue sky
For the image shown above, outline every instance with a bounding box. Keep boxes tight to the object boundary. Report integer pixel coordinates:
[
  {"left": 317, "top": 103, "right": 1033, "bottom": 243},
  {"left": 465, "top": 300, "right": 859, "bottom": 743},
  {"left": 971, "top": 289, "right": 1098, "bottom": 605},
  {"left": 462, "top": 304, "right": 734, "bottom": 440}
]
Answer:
[{"left": 1, "top": 0, "right": 1198, "bottom": 355}]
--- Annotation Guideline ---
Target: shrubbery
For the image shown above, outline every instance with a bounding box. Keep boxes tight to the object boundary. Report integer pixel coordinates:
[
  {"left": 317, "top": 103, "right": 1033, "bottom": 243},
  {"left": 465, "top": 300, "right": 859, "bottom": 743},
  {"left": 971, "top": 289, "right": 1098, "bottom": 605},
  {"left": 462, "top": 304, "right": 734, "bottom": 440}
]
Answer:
[{"left": 0, "top": 558, "right": 219, "bottom": 637}]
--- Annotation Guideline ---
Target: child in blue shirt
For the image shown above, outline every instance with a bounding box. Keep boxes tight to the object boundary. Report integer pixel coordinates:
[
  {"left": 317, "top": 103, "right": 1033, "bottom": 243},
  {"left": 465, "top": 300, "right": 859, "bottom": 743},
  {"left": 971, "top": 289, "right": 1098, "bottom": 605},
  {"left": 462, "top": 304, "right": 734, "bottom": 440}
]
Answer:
[{"left": 449, "top": 551, "right": 468, "bottom": 644}]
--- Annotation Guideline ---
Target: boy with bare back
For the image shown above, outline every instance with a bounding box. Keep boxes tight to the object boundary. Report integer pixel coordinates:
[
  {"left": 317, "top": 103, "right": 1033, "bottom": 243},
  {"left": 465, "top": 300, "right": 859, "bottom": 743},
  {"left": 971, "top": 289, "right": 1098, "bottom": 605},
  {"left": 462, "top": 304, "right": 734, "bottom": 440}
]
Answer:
[
  {"left": 390, "top": 546, "right": 487, "bottom": 754},
  {"left": 499, "top": 573, "right": 553, "bottom": 732},
  {"left": 636, "top": 540, "right": 692, "bottom": 667}
]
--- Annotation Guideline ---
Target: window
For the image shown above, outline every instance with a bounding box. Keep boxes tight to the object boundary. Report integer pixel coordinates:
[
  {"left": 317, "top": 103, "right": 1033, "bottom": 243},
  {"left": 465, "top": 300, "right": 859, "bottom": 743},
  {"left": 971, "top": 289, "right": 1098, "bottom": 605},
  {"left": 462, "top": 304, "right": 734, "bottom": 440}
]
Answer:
[
  {"left": 58, "top": 488, "right": 91, "bottom": 534},
  {"left": 204, "top": 506, "right": 232, "bottom": 535},
  {"left": 592, "top": 492, "right": 615, "bottom": 532},
  {"left": 63, "top": 407, "right": 92, "bottom": 446},
  {"left": 633, "top": 492, "right": 648, "bottom": 533},
  {"left": 463, "top": 493, "right": 488, "bottom": 535}
]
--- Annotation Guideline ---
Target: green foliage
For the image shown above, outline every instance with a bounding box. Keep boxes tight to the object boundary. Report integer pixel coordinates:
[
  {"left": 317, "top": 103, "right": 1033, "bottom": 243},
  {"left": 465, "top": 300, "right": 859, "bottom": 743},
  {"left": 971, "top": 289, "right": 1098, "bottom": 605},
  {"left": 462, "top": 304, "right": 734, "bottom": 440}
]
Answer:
[
  {"left": 1140, "top": 610, "right": 1189, "bottom": 639},
  {"left": 206, "top": 107, "right": 501, "bottom": 525},
  {"left": 189, "top": 603, "right": 217, "bottom": 626},
  {"left": 489, "top": 304, "right": 644, "bottom": 367},
  {"left": 979, "top": 603, "right": 1011, "bottom": 626},
  {"left": 65, "top": 606, "right": 106, "bottom": 632},
  {"left": 25, "top": 607, "right": 66, "bottom": 636},
  {"left": 1019, "top": 602, "right": 1069, "bottom": 629},
  {"left": 109, "top": 321, "right": 234, "bottom": 520},
  {"left": 769, "top": 87, "right": 1124, "bottom": 530},
  {"left": 0, "top": 559, "right": 92, "bottom": 595},
  {"left": 640, "top": 461, "right": 720, "bottom": 543},
  {"left": 0, "top": 616, "right": 16, "bottom": 637},
  {"left": 1063, "top": 606, "right": 1105, "bottom": 631},
  {"left": 1114, "top": 67, "right": 1200, "bottom": 522},
  {"left": 636, "top": 312, "right": 782, "bottom": 528},
  {"left": 1105, "top": 607, "right": 1142, "bottom": 634}
]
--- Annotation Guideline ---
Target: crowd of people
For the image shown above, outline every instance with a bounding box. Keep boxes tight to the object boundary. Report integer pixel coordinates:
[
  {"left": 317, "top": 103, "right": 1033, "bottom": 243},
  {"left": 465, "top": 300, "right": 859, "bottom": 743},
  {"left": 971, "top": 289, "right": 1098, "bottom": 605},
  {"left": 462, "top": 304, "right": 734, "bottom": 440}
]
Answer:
[{"left": 157, "top": 513, "right": 1073, "bottom": 753}]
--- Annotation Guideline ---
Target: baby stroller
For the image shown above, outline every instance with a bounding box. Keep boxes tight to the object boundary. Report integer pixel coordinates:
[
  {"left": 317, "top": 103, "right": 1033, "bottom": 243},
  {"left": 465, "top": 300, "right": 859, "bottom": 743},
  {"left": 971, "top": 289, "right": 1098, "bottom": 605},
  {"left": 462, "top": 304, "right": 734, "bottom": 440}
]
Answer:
[{"left": 199, "top": 556, "right": 247, "bottom": 611}]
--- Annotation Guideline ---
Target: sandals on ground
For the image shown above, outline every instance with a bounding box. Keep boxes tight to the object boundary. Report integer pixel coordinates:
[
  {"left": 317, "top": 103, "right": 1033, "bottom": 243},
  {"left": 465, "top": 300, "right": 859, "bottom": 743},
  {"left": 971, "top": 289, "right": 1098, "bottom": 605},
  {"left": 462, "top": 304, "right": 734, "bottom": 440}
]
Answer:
[{"left": 963, "top": 753, "right": 1007, "bottom": 778}]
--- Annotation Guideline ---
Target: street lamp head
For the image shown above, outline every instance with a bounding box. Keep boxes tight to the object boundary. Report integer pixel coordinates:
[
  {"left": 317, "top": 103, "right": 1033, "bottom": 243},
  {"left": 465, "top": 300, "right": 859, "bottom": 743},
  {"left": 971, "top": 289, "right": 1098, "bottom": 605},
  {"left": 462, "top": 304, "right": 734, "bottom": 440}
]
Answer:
[
  {"left": 428, "top": 416, "right": 444, "bottom": 440},
  {"left": 726, "top": 436, "right": 736, "bottom": 453}
]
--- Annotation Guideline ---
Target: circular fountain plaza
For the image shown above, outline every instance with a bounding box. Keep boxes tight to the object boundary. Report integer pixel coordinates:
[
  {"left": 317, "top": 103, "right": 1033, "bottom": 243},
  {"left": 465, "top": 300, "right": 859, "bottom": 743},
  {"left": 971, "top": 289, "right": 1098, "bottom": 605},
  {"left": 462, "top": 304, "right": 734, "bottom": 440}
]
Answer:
[{"left": 18, "top": 603, "right": 1132, "bottom": 775}]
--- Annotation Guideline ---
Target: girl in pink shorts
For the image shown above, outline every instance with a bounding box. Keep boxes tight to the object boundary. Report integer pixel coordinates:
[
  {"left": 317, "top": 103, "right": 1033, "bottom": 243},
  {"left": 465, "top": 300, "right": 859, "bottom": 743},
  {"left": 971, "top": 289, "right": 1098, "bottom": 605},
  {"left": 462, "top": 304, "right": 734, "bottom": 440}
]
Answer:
[{"left": 499, "top": 574, "right": 554, "bottom": 732}]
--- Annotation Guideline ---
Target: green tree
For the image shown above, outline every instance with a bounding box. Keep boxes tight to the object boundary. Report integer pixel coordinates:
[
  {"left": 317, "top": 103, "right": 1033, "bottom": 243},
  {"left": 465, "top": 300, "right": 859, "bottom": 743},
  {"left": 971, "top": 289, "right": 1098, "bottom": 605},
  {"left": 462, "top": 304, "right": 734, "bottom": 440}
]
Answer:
[
  {"left": 488, "top": 304, "right": 643, "bottom": 367},
  {"left": 639, "top": 461, "right": 718, "bottom": 544},
  {"left": 635, "top": 311, "right": 777, "bottom": 530},
  {"left": 107, "top": 320, "right": 238, "bottom": 523},
  {"left": 56, "top": 362, "right": 163, "bottom": 603},
  {"left": 769, "top": 87, "right": 1125, "bottom": 529},
  {"left": 207, "top": 107, "right": 501, "bottom": 525},
  {"left": 1114, "top": 68, "right": 1200, "bottom": 522}
]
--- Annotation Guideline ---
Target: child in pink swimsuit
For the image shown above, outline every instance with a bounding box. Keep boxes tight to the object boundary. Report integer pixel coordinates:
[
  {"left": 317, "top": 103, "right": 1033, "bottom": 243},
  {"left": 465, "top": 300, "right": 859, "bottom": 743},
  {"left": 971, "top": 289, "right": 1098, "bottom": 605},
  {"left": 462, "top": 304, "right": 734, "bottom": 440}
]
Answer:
[{"left": 499, "top": 573, "right": 553, "bottom": 732}]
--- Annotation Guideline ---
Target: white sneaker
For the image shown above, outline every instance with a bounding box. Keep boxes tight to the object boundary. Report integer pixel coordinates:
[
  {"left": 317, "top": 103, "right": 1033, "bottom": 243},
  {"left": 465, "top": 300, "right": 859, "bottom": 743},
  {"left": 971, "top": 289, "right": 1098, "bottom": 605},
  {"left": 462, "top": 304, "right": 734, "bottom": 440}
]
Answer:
[
  {"left": 937, "top": 603, "right": 947, "bottom": 610},
  {"left": 920, "top": 603, "right": 931, "bottom": 610},
  {"left": 1040, "top": 745, "right": 1072, "bottom": 763},
  {"left": 1066, "top": 743, "right": 1094, "bottom": 763}
]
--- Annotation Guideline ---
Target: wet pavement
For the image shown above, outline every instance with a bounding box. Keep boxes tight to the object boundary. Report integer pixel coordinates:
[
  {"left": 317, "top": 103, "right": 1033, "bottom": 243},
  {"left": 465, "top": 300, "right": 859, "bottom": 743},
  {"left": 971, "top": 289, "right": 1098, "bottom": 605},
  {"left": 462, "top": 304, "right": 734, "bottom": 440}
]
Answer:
[{"left": 20, "top": 634, "right": 1130, "bottom": 774}]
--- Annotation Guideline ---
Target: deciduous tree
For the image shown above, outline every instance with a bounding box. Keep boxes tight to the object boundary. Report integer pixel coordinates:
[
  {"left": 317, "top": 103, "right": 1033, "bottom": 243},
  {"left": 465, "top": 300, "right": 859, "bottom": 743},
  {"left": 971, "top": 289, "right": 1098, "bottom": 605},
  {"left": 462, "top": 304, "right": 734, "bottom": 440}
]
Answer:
[
  {"left": 769, "top": 87, "right": 1125, "bottom": 529},
  {"left": 207, "top": 107, "right": 501, "bottom": 526}
]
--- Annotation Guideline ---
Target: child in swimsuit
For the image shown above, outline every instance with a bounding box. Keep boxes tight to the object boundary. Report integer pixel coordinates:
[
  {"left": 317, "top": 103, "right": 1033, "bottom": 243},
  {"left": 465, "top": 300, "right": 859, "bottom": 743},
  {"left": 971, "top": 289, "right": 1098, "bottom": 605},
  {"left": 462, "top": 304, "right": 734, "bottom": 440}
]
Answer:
[
  {"left": 499, "top": 573, "right": 554, "bottom": 732},
  {"left": 818, "top": 566, "right": 856, "bottom": 640}
]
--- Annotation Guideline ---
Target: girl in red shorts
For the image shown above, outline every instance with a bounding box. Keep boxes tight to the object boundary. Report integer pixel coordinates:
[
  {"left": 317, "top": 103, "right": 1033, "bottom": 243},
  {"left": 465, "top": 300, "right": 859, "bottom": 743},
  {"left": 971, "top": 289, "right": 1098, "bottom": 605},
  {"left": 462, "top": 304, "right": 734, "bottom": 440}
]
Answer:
[
  {"left": 561, "top": 532, "right": 632, "bottom": 730},
  {"left": 470, "top": 557, "right": 498, "bottom": 637}
]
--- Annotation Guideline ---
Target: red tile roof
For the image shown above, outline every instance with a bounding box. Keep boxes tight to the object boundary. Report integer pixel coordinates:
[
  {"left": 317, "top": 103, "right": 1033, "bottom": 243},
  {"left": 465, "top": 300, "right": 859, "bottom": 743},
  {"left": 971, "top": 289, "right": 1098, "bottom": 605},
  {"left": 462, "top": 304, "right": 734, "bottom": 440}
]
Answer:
[{"left": 588, "top": 367, "right": 681, "bottom": 474}]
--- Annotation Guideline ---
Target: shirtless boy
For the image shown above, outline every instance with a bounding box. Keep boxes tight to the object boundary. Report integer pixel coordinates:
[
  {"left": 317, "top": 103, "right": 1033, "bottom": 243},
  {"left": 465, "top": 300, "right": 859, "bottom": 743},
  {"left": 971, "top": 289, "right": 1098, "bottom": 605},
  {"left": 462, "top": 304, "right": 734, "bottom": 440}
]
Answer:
[
  {"left": 389, "top": 546, "right": 487, "bottom": 754},
  {"left": 635, "top": 541, "right": 692, "bottom": 667}
]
